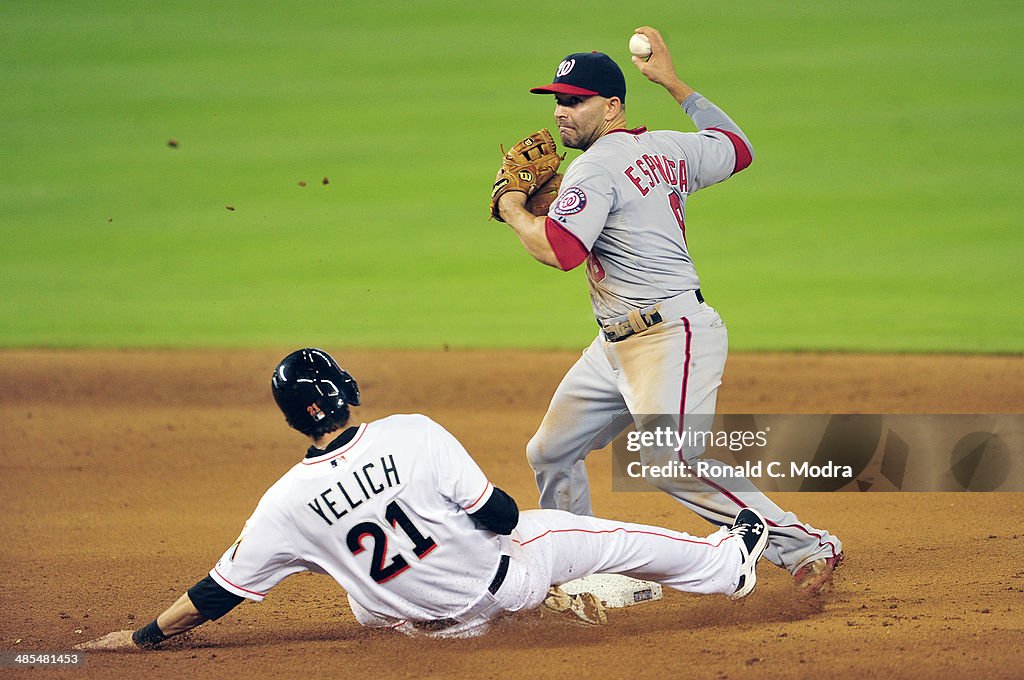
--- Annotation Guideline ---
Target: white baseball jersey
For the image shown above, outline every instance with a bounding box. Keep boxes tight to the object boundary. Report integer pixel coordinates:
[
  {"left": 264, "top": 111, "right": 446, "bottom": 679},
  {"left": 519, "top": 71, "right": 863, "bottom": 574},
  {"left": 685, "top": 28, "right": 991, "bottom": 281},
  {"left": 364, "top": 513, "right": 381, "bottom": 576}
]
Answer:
[
  {"left": 206, "top": 411, "right": 761, "bottom": 638},
  {"left": 547, "top": 94, "right": 752, "bottom": 322},
  {"left": 210, "top": 414, "right": 505, "bottom": 622}
]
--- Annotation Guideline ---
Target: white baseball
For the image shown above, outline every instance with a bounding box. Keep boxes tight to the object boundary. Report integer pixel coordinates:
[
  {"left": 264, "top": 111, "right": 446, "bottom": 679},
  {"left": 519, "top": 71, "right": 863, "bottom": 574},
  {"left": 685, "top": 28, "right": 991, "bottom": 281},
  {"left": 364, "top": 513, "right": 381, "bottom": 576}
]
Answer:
[{"left": 629, "top": 33, "right": 652, "bottom": 58}]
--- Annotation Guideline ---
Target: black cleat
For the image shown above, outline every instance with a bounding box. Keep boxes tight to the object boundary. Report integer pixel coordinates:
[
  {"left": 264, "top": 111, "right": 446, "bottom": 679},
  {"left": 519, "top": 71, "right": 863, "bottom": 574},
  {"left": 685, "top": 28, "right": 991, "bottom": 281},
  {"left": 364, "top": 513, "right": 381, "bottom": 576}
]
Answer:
[{"left": 728, "top": 508, "right": 769, "bottom": 600}]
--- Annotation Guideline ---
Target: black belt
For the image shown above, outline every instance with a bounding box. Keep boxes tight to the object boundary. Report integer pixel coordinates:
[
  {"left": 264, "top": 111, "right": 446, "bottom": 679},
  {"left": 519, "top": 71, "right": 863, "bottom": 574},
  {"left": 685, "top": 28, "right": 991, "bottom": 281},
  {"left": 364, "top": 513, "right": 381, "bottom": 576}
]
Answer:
[
  {"left": 488, "top": 553, "right": 510, "bottom": 594},
  {"left": 411, "top": 555, "right": 510, "bottom": 631}
]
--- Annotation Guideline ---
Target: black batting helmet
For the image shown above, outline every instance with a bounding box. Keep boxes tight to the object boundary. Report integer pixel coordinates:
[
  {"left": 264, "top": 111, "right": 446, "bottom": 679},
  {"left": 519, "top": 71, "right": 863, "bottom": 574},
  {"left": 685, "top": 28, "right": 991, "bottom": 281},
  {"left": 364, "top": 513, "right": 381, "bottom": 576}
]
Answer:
[{"left": 271, "top": 348, "right": 361, "bottom": 436}]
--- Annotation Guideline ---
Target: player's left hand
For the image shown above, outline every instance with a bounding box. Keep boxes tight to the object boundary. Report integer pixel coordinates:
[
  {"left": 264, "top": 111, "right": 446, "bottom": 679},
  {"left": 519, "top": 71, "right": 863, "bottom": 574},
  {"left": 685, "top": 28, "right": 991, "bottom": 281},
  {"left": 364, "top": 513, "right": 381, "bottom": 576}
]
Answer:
[
  {"left": 490, "top": 129, "right": 563, "bottom": 222},
  {"left": 74, "top": 629, "right": 137, "bottom": 651},
  {"left": 497, "top": 189, "right": 527, "bottom": 215}
]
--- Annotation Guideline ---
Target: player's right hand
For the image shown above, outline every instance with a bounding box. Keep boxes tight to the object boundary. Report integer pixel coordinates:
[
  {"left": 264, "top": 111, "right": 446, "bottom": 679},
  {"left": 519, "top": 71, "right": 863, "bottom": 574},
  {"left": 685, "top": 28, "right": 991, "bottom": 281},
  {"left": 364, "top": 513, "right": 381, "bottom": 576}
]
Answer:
[
  {"left": 73, "top": 629, "right": 137, "bottom": 651},
  {"left": 631, "top": 27, "right": 681, "bottom": 86}
]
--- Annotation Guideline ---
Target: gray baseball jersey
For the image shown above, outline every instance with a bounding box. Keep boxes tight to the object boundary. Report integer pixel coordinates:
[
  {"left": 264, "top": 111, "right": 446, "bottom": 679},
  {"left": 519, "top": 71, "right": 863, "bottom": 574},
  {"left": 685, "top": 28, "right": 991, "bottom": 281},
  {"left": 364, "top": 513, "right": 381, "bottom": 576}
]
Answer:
[
  {"left": 546, "top": 93, "right": 752, "bottom": 322},
  {"left": 529, "top": 93, "right": 843, "bottom": 575}
]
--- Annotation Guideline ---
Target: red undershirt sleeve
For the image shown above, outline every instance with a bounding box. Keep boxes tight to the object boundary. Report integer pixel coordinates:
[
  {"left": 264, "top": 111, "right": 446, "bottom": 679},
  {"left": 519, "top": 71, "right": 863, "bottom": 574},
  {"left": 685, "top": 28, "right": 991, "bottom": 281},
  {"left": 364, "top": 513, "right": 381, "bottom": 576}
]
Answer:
[
  {"left": 544, "top": 217, "right": 589, "bottom": 271},
  {"left": 706, "top": 127, "right": 753, "bottom": 175}
]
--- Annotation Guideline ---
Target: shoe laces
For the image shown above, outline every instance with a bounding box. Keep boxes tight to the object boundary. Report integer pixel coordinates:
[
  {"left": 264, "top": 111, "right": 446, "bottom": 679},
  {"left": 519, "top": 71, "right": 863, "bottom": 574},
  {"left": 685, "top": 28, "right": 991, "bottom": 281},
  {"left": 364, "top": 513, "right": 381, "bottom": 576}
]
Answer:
[{"left": 728, "top": 523, "right": 752, "bottom": 538}]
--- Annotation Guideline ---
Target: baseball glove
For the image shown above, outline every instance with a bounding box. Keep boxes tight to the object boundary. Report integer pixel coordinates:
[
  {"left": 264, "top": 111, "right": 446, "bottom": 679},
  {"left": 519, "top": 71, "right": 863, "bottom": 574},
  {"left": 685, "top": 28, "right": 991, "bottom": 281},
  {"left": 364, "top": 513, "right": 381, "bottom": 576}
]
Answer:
[
  {"left": 525, "top": 172, "right": 563, "bottom": 217},
  {"left": 541, "top": 586, "right": 607, "bottom": 625},
  {"left": 490, "top": 129, "right": 563, "bottom": 222}
]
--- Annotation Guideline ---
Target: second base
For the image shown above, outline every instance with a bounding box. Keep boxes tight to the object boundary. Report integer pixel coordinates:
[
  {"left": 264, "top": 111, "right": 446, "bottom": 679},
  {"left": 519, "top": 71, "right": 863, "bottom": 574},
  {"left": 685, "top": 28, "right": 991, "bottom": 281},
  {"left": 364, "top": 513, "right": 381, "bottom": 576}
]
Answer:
[{"left": 559, "top": 574, "right": 663, "bottom": 608}]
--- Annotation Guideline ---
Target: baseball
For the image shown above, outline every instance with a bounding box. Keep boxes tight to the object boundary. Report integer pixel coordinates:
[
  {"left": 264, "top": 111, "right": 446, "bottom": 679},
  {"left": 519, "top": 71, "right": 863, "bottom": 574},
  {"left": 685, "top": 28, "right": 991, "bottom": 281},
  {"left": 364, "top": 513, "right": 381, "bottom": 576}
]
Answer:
[{"left": 629, "top": 33, "right": 652, "bottom": 58}]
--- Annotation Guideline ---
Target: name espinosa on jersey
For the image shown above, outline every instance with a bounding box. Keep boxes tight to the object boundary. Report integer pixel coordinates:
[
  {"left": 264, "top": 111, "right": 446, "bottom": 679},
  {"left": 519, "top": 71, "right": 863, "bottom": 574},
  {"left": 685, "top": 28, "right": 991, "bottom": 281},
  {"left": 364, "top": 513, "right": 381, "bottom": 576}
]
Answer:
[
  {"left": 307, "top": 454, "right": 400, "bottom": 526},
  {"left": 623, "top": 153, "right": 688, "bottom": 197}
]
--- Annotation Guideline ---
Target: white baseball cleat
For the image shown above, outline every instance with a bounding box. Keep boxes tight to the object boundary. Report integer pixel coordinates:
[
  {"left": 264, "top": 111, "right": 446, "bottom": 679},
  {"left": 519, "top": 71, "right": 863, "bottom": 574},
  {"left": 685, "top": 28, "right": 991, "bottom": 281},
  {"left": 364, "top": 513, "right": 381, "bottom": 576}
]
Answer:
[{"left": 727, "top": 508, "right": 770, "bottom": 600}]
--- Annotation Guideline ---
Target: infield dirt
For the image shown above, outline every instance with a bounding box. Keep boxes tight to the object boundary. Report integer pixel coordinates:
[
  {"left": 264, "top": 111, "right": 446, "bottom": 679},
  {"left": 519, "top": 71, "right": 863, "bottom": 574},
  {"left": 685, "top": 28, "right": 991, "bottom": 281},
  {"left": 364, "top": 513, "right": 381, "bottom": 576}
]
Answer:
[{"left": 1, "top": 350, "right": 1021, "bottom": 679}]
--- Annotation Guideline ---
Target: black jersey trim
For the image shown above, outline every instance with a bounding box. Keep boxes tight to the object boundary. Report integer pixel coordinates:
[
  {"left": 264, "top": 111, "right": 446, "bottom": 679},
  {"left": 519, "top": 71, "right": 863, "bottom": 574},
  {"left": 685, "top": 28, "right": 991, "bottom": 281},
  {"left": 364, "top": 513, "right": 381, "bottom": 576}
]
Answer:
[
  {"left": 305, "top": 425, "right": 362, "bottom": 459},
  {"left": 188, "top": 574, "right": 245, "bottom": 621}
]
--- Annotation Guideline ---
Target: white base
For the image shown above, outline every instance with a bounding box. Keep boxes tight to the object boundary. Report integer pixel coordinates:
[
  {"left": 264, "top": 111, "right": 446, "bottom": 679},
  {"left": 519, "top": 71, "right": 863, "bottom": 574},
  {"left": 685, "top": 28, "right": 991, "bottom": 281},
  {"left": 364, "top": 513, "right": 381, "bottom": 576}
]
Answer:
[{"left": 559, "top": 574, "right": 663, "bottom": 608}]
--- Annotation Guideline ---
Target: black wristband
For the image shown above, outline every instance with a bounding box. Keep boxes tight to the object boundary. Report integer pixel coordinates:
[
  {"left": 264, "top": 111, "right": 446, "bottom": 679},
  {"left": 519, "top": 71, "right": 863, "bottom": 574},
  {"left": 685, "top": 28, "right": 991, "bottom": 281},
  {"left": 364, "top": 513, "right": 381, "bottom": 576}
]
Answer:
[{"left": 131, "top": 619, "right": 168, "bottom": 648}]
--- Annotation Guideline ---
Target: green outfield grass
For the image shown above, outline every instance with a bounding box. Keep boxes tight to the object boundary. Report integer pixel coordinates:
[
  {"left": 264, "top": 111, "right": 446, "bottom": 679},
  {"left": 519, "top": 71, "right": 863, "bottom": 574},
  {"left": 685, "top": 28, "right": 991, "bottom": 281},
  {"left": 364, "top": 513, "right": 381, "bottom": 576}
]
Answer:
[{"left": 2, "top": 1, "right": 1021, "bottom": 351}]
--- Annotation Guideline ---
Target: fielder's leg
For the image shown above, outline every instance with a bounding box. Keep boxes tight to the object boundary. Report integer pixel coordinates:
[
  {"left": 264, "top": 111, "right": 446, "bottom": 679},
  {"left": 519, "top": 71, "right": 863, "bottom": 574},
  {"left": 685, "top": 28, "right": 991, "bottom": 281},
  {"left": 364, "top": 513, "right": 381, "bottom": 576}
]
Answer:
[
  {"left": 526, "top": 334, "right": 632, "bottom": 515},
  {"left": 613, "top": 306, "right": 843, "bottom": 574}
]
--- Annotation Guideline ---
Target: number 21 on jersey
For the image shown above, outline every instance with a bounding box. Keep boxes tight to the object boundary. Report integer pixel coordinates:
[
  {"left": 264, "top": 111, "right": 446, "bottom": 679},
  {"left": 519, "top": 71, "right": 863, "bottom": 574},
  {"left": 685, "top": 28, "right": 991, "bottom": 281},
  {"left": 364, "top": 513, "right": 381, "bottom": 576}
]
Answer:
[{"left": 346, "top": 501, "right": 437, "bottom": 584}]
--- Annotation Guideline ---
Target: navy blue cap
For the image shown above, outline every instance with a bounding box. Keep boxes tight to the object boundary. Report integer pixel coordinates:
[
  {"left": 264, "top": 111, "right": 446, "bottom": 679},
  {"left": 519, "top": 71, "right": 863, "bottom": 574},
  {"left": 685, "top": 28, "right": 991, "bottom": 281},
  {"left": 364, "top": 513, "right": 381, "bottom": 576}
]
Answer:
[{"left": 530, "top": 51, "right": 626, "bottom": 101}]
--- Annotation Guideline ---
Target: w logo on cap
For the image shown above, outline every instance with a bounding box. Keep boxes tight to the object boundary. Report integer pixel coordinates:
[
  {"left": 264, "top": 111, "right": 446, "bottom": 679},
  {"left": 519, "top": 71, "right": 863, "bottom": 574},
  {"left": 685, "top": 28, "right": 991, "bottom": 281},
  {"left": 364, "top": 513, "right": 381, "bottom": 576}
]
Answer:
[{"left": 530, "top": 52, "right": 626, "bottom": 101}]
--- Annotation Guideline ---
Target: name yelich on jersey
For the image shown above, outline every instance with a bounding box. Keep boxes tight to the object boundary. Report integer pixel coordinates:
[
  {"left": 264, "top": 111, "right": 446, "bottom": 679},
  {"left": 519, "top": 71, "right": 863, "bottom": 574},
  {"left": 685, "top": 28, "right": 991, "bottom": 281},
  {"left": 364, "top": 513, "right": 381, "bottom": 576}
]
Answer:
[{"left": 307, "top": 454, "right": 400, "bottom": 526}]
